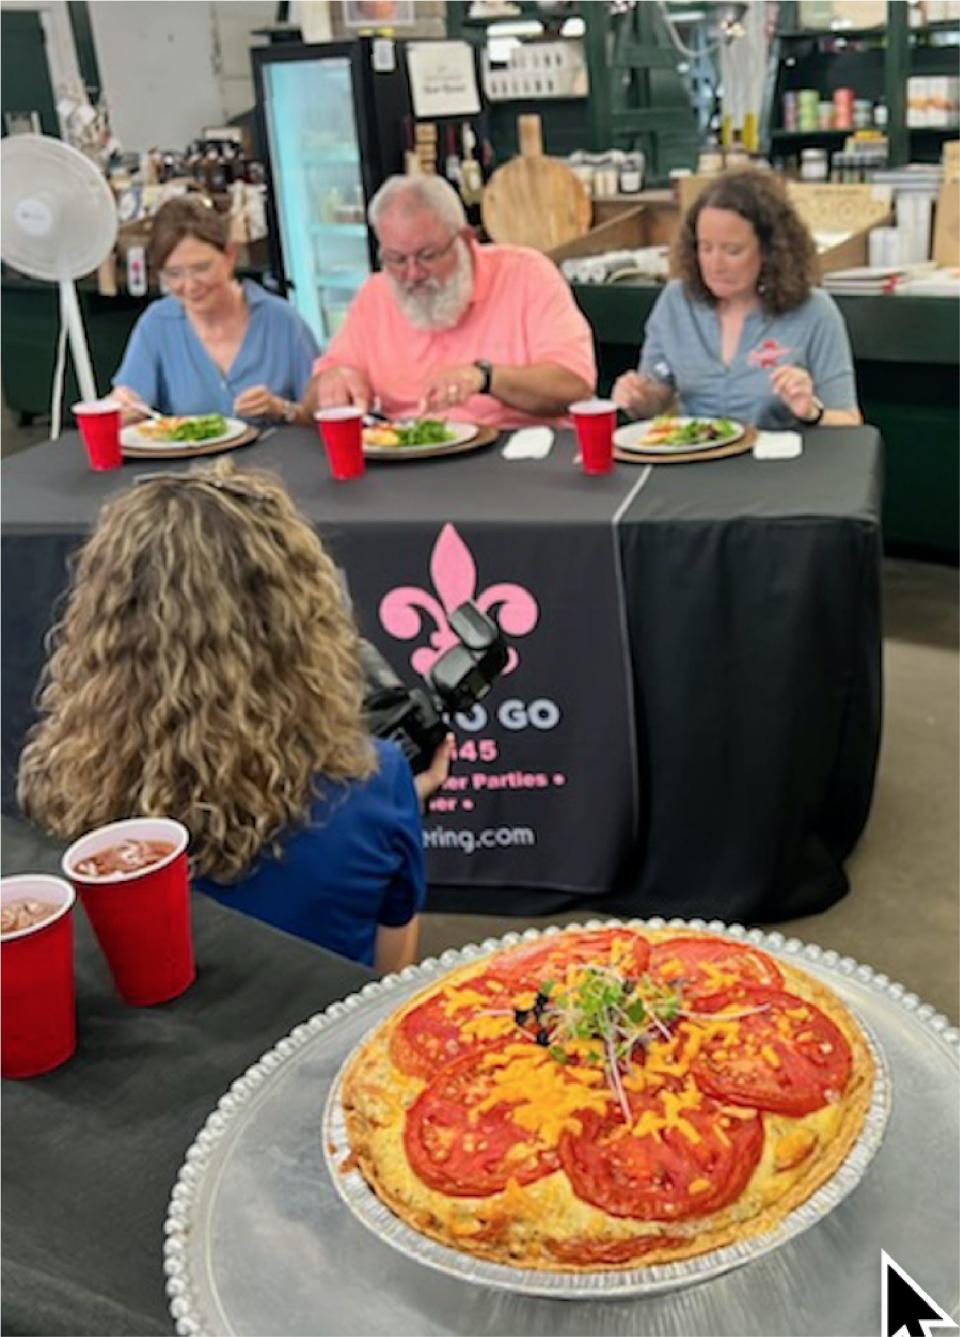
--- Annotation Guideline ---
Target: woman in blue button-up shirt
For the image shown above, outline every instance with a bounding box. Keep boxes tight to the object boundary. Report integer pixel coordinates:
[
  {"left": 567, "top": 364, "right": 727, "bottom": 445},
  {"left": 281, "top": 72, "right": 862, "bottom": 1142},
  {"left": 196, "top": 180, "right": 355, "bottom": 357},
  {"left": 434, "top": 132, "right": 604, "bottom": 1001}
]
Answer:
[
  {"left": 112, "top": 197, "right": 319, "bottom": 425},
  {"left": 613, "top": 170, "right": 863, "bottom": 430}
]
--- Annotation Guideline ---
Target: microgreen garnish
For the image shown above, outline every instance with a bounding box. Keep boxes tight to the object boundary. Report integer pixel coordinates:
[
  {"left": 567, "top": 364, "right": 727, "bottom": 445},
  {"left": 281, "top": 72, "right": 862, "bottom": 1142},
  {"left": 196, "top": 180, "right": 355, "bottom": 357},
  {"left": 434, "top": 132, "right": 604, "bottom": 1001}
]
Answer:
[{"left": 514, "top": 966, "right": 685, "bottom": 1121}]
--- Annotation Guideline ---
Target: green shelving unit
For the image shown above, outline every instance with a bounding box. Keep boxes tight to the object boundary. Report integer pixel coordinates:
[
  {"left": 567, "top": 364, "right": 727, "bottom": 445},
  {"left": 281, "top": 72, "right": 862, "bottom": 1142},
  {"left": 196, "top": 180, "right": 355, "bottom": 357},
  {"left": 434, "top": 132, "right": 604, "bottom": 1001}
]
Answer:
[
  {"left": 446, "top": 2, "right": 699, "bottom": 182},
  {"left": 765, "top": 0, "right": 959, "bottom": 167}
]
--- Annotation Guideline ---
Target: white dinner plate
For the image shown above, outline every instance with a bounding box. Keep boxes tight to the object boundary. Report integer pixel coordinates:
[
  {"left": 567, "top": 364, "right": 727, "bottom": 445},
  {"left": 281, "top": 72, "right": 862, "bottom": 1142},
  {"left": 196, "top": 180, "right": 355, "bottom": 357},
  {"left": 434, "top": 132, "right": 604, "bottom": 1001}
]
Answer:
[
  {"left": 120, "top": 416, "right": 248, "bottom": 449},
  {"left": 362, "top": 421, "right": 479, "bottom": 458},
  {"left": 614, "top": 417, "right": 745, "bottom": 454}
]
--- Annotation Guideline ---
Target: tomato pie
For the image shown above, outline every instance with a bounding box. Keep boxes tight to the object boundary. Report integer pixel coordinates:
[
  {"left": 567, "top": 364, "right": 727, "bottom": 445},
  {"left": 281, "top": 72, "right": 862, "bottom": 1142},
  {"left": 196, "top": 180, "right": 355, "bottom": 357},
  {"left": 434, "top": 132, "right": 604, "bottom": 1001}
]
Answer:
[{"left": 339, "top": 927, "right": 876, "bottom": 1271}]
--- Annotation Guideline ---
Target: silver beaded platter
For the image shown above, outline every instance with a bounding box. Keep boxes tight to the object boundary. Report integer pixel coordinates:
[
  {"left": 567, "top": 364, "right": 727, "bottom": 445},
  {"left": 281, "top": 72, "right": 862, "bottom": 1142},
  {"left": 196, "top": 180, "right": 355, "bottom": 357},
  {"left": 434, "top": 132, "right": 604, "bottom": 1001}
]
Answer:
[{"left": 164, "top": 919, "right": 960, "bottom": 1337}]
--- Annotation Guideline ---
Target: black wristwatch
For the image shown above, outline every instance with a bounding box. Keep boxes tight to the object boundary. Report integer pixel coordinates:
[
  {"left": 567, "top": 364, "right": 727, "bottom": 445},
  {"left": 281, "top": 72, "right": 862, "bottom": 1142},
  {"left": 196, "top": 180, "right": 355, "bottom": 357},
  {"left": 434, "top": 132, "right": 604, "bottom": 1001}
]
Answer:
[
  {"left": 800, "top": 395, "right": 825, "bottom": 426},
  {"left": 473, "top": 359, "right": 494, "bottom": 395}
]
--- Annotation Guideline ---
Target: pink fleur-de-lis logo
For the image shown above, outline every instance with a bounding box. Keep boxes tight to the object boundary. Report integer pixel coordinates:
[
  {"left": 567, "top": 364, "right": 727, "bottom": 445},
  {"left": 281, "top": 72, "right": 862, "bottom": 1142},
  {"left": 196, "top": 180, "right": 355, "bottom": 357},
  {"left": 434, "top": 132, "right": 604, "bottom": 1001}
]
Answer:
[
  {"left": 748, "top": 338, "right": 791, "bottom": 369},
  {"left": 379, "top": 523, "right": 539, "bottom": 677}
]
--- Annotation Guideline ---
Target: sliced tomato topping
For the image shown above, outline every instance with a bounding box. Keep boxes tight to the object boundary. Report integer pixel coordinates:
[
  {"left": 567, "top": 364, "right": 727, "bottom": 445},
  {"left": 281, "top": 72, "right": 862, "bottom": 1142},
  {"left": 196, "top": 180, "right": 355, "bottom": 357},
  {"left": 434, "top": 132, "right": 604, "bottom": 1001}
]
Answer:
[
  {"left": 489, "top": 928, "right": 651, "bottom": 989},
  {"left": 691, "top": 988, "right": 852, "bottom": 1116},
  {"left": 649, "top": 936, "right": 783, "bottom": 1005},
  {"left": 559, "top": 1082, "right": 763, "bottom": 1221},
  {"left": 389, "top": 972, "right": 518, "bottom": 1079},
  {"left": 404, "top": 1042, "right": 564, "bottom": 1197}
]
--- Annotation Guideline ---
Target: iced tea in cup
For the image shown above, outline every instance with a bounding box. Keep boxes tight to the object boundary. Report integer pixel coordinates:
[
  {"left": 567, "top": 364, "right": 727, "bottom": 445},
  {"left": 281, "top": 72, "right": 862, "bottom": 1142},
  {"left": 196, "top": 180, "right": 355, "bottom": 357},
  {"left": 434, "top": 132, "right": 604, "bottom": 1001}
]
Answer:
[
  {"left": 71, "top": 398, "right": 122, "bottom": 471},
  {"left": 314, "top": 406, "right": 366, "bottom": 481},
  {"left": 1, "top": 875, "right": 77, "bottom": 1078},
  {"left": 570, "top": 398, "right": 616, "bottom": 475},
  {"left": 63, "top": 818, "right": 193, "bottom": 1007}
]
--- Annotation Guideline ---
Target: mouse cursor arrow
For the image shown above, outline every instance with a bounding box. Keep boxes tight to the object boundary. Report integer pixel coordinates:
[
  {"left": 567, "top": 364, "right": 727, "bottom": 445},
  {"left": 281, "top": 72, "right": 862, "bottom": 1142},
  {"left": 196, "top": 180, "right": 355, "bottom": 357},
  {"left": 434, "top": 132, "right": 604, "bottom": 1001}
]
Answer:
[{"left": 882, "top": 1250, "right": 958, "bottom": 1337}]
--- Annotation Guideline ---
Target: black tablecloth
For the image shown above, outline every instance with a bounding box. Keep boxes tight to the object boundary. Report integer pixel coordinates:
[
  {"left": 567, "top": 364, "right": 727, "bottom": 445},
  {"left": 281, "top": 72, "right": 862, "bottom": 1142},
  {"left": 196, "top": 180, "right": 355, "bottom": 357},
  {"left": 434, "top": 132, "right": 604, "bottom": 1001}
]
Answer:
[
  {"left": 1, "top": 427, "right": 883, "bottom": 920},
  {"left": 0, "top": 895, "right": 373, "bottom": 1336}
]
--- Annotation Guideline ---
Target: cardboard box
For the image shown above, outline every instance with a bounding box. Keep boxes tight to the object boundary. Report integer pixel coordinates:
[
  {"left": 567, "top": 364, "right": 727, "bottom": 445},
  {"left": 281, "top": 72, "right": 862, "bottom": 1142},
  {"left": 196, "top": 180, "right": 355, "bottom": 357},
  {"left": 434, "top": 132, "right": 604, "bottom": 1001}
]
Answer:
[
  {"left": 933, "top": 180, "right": 960, "bottom": 267},
  {"left": 675, "top": 176, "right": 893, "bottom": 275},
  {"left": 943, "top": 140, "right": 960, "bottom": 183}
]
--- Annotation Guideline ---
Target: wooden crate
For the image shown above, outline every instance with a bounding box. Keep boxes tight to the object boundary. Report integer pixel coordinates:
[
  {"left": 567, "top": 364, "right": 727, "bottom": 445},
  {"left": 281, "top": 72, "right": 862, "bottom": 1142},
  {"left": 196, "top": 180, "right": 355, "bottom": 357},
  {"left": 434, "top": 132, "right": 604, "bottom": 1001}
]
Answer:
[{"left": 547, "top": 194, "right": 679, "bottom": 265}]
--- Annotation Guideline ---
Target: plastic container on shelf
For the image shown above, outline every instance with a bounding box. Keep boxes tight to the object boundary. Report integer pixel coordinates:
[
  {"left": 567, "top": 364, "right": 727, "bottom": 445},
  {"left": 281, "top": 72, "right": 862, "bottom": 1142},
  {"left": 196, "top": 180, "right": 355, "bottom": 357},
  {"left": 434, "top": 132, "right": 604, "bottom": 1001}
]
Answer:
[
  {"left": 818, "top": 101, "right": 835, "bottom": 130},
  {"left": 797, "top": 89, "right": 821, "bottom": 132},
  {"left": 854, "top": 99, "right": 874, "bottom": 129},
  {"left": 801, "top": 147, "right": 829, "bottom": 181}
]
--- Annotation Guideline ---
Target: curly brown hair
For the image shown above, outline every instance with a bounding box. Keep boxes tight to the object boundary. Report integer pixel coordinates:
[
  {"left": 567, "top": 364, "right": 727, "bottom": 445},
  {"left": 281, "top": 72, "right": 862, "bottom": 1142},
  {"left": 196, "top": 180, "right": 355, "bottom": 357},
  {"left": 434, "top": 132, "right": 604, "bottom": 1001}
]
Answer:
[
  {"left": 674, "top": 170, "right": 818, "bottom": 315},
  {"left": 18, "top": 461, "right": 376, "bottom": 881}
]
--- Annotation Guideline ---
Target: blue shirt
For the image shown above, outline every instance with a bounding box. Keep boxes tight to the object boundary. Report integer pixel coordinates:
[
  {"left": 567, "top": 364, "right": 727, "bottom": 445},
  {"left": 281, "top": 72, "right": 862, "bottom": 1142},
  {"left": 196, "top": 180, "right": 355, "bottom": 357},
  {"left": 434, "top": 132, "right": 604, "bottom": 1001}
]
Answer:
[
  {"left": 196, "top": 741, "right": 426, "bottom": 967},
  {"left": 639, "top": 281, "right": 858, "bottom": 429},
  {"left": 112, "top": 279, "right": 319, "bottom": 416}
]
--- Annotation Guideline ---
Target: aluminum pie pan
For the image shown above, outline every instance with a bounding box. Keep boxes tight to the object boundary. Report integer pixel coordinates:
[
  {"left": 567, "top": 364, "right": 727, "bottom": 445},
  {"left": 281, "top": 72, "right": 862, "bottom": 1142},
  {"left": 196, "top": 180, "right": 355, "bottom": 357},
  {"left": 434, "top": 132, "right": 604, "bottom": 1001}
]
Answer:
[
  {"left": 162, "top": 916, "right": 960, "bottom": 1332},
  {"left": 321, "top": 918, "right": 892, "bottom": 1299}
]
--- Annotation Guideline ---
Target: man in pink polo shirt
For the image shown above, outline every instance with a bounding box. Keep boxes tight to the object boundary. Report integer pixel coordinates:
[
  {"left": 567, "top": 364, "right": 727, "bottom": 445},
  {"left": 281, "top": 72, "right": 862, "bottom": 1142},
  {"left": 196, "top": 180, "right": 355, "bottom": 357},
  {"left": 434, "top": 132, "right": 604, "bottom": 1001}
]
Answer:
[{"left": 306, "top": 176, "right": 596, "bottom": 430}]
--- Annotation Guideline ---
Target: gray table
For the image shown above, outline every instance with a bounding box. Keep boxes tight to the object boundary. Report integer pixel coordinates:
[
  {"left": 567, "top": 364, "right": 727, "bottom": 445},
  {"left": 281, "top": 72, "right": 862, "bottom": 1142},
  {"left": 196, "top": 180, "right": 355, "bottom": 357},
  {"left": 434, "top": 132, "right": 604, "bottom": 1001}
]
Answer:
[
  {"left": 0, "top": 894, "right": 374, "bottom": 1336},
  {"left": 1, "top": 426, "right": 883, "bottom": 921}
]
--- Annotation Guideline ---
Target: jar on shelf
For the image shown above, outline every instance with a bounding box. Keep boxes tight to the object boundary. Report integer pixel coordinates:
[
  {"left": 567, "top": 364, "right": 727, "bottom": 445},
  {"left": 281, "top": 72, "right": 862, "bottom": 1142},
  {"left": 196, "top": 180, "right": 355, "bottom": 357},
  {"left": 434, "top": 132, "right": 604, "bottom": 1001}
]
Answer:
[
  {"left": 853, "top": 99, "right": 873, "bottom": 129},
  {"left": 797, "top": 89, "right": 820, "bottom": 132},
  {"left": 783, "top": 91, "right": 799, "bottom": 131},
  {"left": 801, "top": 147, "right": 829, "bottom": 181},
  {"left": 818, "top": 100, "right": 834, "bottom": 130},
  {"left": 833, "top": 87, "right": 855, "bottom": 130}
]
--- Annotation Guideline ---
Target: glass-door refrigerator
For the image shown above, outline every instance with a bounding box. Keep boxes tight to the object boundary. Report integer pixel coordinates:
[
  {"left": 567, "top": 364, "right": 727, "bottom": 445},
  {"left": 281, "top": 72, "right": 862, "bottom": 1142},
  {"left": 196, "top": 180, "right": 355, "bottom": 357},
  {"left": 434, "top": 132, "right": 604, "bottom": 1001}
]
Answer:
[{"left": 253, "top": 41, "right": 409, "bottom": 348}]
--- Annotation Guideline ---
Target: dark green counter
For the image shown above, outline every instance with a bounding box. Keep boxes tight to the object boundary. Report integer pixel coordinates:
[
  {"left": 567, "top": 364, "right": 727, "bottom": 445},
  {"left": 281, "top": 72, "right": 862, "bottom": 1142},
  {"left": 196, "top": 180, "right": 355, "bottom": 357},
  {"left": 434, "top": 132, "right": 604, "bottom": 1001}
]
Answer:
[{"left": 574, "top": 282, "right": 959, "bottom": 557}]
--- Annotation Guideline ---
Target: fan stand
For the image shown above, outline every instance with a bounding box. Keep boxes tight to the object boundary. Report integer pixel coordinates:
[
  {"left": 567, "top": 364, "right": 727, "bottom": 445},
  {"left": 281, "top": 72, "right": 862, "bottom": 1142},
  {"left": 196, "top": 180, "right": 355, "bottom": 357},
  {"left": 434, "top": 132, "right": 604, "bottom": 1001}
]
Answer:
[{"left": 52, "top": 277, "right": 98, "bottom": 439}]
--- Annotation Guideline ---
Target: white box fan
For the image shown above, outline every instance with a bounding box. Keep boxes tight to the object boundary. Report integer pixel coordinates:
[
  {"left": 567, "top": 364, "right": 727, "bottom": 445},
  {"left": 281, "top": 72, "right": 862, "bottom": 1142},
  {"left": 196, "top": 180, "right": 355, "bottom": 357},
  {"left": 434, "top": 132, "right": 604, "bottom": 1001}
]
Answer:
[{"left": 1, "top": 134, "right": 118, "bottom": 436}]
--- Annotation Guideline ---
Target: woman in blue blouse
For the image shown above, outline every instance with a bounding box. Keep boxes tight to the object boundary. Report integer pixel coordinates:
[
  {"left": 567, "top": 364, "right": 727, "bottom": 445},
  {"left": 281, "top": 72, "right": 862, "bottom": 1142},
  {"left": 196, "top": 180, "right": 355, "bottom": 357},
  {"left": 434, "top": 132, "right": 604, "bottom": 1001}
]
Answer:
[
  {"left": 112, "top": 197, "right": 318, "bottom": 426},
  {"left": 18, "top": 462, "right": 452, "bottom": 973},
  {"left": 613, "top": 170, "right": 863, "bottom": 430}
]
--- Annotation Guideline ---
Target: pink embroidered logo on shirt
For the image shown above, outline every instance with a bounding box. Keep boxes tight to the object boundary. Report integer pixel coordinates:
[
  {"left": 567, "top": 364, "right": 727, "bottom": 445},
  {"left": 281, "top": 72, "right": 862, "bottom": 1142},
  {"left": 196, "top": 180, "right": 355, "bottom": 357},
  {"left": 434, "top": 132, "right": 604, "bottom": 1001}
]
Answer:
[
  {"left": 747, "top": 338, "right": 791, "bottom": 369},
  {"left": 379, "top": 523, "right": 539, "bottom": 678}
]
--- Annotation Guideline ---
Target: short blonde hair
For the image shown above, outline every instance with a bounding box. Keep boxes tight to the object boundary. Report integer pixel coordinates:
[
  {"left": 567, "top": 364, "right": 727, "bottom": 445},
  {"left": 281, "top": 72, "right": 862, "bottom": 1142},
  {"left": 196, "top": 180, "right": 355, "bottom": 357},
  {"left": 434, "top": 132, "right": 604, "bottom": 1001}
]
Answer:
[{"left": 18, "top": 461, "right": 376, "bottom": 880}]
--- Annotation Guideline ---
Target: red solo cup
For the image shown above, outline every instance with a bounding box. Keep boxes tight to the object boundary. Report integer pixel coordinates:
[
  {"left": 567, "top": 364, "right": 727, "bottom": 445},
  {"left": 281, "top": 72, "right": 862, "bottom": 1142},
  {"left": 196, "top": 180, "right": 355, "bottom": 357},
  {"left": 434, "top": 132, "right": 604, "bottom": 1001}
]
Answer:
[
  {"left": 71, "top": 398, "right": 122, "bottom": 471},
  {"left": 570, "top": 398, "right": 617, "bottom": 476},
  {"left": 1, "top": 875, "right": 76, "bottom": 1079},
  {"left": 314, "top": 406, "right": 366, "bottom": 481},
  {"left": 62, "top": 818, "right": 194, "bottom": 1007}
]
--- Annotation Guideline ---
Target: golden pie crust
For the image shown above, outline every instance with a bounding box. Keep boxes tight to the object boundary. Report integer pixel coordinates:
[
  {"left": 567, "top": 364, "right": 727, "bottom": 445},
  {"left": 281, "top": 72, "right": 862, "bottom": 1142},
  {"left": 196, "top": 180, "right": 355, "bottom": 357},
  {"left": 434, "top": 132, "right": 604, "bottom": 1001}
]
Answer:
[{"left": 339, "top": 929, "right": 875, "bottom": 1272}]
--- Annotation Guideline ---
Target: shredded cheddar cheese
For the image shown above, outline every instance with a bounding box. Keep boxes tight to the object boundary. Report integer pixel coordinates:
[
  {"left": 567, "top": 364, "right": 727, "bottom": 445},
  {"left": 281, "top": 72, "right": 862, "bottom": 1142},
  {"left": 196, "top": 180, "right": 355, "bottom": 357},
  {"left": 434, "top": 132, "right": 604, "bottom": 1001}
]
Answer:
[{"left": 474, "top": 1045, "right": 608, "bottom": 1145}]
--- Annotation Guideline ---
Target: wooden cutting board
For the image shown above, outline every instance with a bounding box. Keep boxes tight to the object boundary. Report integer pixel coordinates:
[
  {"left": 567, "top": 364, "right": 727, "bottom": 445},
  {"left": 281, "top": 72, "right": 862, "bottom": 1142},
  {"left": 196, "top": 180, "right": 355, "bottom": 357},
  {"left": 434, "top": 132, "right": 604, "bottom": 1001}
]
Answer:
[{"left": 481, "top": 114, "right": 591, "bottom": 252}]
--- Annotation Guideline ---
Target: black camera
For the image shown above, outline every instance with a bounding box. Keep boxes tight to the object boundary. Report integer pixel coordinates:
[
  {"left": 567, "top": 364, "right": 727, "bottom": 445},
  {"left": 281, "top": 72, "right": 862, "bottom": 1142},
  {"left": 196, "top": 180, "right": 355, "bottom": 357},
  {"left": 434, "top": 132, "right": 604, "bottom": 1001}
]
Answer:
[{"left": 360, "top": 601, "right": 509, "bottom": 774}]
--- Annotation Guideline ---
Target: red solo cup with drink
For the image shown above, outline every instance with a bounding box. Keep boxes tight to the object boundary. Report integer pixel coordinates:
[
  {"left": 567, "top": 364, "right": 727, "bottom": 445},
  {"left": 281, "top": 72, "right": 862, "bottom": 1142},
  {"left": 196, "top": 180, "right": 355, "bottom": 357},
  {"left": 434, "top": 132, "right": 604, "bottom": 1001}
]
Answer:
[
  {"left": 570, "top": 398, "right": 617, "bottom": 475},
  {"left": 71, "top": 398, "right": 123, "bottom": 471},
  {"left": 62, "top": 818, "right": 193, "bottom": 1007},
  {"left": 314, "top": 406, "right": 366, "bottom": 481},
  {"left": 1, "top": 874, "right": 77, "bottom": 1079}
]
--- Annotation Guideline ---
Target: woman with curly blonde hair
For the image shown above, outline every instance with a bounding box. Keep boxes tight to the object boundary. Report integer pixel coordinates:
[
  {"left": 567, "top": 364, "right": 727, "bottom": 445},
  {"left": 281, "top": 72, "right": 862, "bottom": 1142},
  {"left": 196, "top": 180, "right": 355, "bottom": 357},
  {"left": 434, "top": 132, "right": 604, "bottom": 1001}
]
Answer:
[
  {"left": 614, "top": 169, "right": 862, "bottom": 429},
  {"left": 18, "top": 461, "right": 450, "bottom": 972}
]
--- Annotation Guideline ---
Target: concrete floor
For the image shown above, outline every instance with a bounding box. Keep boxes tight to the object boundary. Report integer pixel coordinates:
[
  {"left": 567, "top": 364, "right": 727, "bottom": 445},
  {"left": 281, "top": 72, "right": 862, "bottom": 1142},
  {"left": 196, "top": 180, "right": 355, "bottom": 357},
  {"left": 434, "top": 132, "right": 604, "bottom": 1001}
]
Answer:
[{"left": 2, "top": 412, "right": 957, "bottom": 1021}]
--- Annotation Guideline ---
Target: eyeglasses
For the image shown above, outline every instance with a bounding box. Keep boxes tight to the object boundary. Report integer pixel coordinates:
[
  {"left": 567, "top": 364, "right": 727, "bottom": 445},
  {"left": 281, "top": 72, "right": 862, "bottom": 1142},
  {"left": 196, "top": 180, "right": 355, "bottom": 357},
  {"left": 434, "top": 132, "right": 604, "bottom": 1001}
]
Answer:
[
  {"left": 160, "top": 259, "right": 217, "bottom": 285},
  {"left": 377, "top": 233, "right": 460, "bottom": 273}
]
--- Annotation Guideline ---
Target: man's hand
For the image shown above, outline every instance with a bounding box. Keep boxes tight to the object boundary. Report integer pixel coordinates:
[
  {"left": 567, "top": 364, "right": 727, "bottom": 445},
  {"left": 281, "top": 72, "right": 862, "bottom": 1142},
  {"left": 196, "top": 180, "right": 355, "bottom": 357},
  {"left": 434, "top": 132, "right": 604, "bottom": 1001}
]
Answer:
[
  {"left": 233, "top": 385, "right": 284, "bottom": 420},
  {"left": 413, "top": 734, "right": 455, "bottom": 807},
  {"left": 310, "top": 365, "right": 373, "bottom": 414},
  {"left": 419, "top": 364, "right": 485, "bottom": 416},
  {"left": 770, "top": 364, "right": 816, "bottom": 421}
]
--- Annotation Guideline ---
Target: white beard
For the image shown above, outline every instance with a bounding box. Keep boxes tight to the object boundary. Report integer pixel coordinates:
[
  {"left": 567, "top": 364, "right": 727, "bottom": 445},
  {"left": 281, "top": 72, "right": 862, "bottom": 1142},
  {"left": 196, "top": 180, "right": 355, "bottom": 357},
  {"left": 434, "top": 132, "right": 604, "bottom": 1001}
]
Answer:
[{"left": 389, "top": 240, "right": 473, "bottom": 331}]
